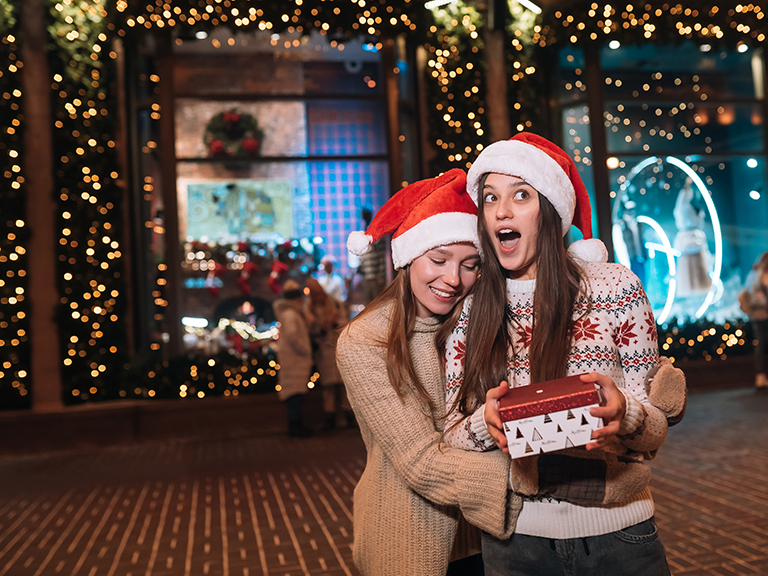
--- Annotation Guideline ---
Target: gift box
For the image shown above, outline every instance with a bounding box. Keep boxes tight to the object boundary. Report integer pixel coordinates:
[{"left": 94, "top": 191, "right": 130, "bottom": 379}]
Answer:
[{"left": 500, "top": 374, "right": 603, "bottom": 459}]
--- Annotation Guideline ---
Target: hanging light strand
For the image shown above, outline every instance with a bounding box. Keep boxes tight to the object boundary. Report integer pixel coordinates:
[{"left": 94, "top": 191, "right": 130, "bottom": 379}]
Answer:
[{"left": 0, "top": 5, "right": 31, "bottom": 409}]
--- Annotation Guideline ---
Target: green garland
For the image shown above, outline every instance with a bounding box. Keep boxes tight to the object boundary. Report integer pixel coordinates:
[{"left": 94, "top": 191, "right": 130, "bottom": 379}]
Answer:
[
  {"left": 0, "top": 0, "right": 30, "bottom": 410},
  {"left": 425, "top": 2, "right": 487, "bottom": 174},
  {"left": 47, "top": 0, "right": 130, "bottom": 404},
  {"left": 117, "top": 0, "right": 419, "bottom": 39},
  {"left": 504, "top": 1, "right": 545, "bottom": 136}
]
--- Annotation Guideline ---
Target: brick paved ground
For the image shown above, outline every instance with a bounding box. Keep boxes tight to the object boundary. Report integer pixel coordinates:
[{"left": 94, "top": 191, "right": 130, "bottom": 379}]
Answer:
[
  {"left": 1, "top": 385, "right": 766, "bottom": 576},
  {"left": 651, "top": 386, "right": 768, "bottom": 576}
]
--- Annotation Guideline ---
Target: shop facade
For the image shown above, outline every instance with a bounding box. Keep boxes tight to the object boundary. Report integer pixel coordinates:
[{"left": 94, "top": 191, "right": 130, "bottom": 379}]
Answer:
[{"left": 1, "top": 1, "right": 767, "bottom": 413}]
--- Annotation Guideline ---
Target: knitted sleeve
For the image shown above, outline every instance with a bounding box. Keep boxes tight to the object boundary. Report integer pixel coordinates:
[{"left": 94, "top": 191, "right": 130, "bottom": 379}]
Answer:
[
  {"left": 610, "top": 266, "right": 669, "bottom": 453},
  {"left": 336, "top": 318, "right": 519, "bottom": 538},
  {"left": 443, "top": 299, "right": 496, "bottom": 451}
]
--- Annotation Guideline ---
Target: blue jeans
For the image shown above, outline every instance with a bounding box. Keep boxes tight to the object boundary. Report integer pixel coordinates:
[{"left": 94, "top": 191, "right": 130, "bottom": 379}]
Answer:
[{"left": 482, "top": 518, "right": 671, "bottom": 576}]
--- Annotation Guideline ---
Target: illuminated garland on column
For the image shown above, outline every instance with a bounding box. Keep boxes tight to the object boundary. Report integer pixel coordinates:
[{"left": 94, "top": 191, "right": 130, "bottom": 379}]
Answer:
[
  {"left": 48, "top": 0, "right": 130, "bottom": 404},
  {"left": 504, "top": 1, "right": 543, "bottom": 135},
  {"left": 424, "top": 2, "right": 487, "bottom": 174},
  {"left": 125, "top": 48, "right": 169, "bottom": 389},
  {"left": 0, "top": 1, "right": 31, "bottom": 410}
]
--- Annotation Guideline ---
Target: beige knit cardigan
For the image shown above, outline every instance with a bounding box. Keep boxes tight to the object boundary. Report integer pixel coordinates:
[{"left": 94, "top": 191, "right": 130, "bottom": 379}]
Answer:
[{"left": 336, "top": 302, "right": 521, "bottom": 576}]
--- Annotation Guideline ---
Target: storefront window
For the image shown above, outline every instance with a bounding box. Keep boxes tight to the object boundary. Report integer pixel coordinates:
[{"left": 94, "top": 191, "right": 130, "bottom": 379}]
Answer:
[
  {"left": 169, "top": 32, "right": 389, "bottom": 355},
  {"left": 560, "top": 42, "right": 768, "bottom": 326}
]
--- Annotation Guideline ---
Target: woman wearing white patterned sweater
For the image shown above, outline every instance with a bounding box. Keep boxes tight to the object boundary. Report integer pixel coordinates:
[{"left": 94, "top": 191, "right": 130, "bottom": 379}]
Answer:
[{"left": 443, "top": 133, "right": 683, "bottom": 576}]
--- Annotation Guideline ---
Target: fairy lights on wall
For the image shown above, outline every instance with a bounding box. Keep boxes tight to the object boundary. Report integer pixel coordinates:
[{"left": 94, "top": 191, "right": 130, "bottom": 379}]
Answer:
[
  {"left": 0, "top": 2, "right": 30, "bottom": 409},
  {"left": 49, "top": 0, "right": 129, "bottom": 403}
]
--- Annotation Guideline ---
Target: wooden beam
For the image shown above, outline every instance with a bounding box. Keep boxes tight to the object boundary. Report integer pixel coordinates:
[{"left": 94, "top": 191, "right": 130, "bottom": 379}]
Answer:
[{"left": 21, "top": 0, "right": 63, "bottom": 410}]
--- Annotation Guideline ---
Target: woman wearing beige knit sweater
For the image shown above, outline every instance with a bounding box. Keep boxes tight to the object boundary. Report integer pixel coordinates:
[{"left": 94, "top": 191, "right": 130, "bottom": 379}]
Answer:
[{"left": 337, "top": 169, "right": 523, "bottom": 576}]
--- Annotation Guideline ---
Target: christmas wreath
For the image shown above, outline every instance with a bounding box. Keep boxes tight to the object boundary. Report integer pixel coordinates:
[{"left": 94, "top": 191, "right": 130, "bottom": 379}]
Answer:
[{"left": 203, "top": 109, "right": 264, "bottom": 158}]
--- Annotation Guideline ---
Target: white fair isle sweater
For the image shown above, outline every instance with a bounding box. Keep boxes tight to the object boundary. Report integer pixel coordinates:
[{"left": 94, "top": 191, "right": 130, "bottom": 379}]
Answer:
[{"left": 444, "top": 262, "right": 669, "bottom": 539}]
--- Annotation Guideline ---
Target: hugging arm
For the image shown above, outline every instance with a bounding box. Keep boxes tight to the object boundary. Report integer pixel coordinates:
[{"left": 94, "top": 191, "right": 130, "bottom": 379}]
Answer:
[{"left": 336, "top": 325, "right": 519, "bottom": 538}]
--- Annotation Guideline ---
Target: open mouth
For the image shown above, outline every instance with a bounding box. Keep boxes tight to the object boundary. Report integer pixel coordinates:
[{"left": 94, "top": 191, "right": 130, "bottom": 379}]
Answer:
[{"left": 497, "top": 229, "right": 521, "bottom": 249}]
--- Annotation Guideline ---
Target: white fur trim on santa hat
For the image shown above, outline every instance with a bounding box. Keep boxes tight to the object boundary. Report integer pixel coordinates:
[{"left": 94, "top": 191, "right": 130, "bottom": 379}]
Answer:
[
  {"left": 467, "top": 140, "right": 576, "bottom": 236},
  {"left": 347, "top": 231, "right": 374, "bottom": 256},
  {"left": 567, "top": 238, "right": 609, "bottom": 263},
  {"left": 390, "top": 212, "right": 480, "bottom": 269}
]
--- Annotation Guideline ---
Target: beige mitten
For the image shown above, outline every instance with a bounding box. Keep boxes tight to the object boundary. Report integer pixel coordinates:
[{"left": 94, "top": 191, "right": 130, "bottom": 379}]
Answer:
[{"left": 645, "top": 357, "right": 687, "bottom": 425}]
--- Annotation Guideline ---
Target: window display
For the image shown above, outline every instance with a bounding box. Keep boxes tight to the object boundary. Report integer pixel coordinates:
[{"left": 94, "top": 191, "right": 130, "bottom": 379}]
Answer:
[
  {"left": 558, "top": 42, "right": 767, "bottom": 364},
  {"left": 166, "top": 33, "right": 389, "bottom": 359}
]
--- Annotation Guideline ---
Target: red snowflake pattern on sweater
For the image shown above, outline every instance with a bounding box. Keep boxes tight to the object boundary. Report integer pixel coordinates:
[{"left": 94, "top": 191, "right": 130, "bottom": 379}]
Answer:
[
  {"left": 515, "top": 325, "right": 533, "bottom": 349},
  {"left": 443, "top": 262, "right": 661, "bottom": 451},
  {"left": 613, "top": 319, "right": 638, "bottom": 347},
  {"left": 573, "top": 317, "right": 602, "bottom": 342},
  {"left": 643, "top": 310, "right": 658, "bottom": 343},
  {"left": 452, "top": 340, "right": 466, "bottom": 365}
]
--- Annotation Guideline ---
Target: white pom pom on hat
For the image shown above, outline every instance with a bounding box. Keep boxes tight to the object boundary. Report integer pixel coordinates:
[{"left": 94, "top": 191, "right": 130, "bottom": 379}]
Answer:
[
  {"left": 346, "top": 168, "right": 481, "bottom": 269},
  {"left": 568, "top": 238, "right": 609, "bottom": 264},
  {"left": 346, "top": 231, "right": 374, "bottom": 257},
  {"left": 467, "top": 132, "right": 608, "bottom": 262}
]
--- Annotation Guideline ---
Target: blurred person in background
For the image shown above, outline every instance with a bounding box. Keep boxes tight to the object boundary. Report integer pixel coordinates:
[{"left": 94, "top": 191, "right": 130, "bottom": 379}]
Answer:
[
  {"left": 317, "top": 257, "right": 346, "bottom": 304},
  {"left": 739, "top": 251, "right": 768, "bottom": 391},
  {"left": 305, "top": 278, "right": 354, "bottom": 429},
  {"left": 357, "top": 207, "right": 388, "bottom": 305},
  {"left": 272, "top": 279, "right": 313, "bottom": 437}
]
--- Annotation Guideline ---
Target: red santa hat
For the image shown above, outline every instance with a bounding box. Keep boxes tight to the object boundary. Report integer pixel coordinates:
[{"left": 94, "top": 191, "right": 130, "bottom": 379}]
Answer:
[
  {"left": 347, "top": 168, "right": 481, "bottom": 269},
  {"left": 466, "top": 132, "right": 608, "bottom": 263}
]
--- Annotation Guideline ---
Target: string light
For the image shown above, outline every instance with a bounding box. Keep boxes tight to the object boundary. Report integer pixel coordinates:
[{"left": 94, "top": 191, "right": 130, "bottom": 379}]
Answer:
[
  {"left": 50, "top": 0, "right": 128, "bottom": 403},
  {"left": 0, "top": 6, "right": 31, "bottom": 409},
  {"left": 425, "top": 3, "right": 488, "bottom": 172},
  {"left": 544, "top": 3, "right": 765, "bottom": 45},
  {"left": 660, "top": 320, "right": 752, "bottom": 363}
]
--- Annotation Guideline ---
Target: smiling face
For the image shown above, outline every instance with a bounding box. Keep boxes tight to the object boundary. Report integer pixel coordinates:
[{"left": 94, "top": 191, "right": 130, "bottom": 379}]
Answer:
[
  {"left": 409, "top": 242, "right": 480, "bottom": 318},
  {"left": 482, "top": 172, "right": 541, "bottom": 280}
]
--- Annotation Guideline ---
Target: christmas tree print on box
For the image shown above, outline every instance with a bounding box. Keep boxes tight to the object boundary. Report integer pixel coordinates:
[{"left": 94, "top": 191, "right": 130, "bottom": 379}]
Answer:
[{"left": 499, "top": 374, "right": 603, "bottom": 459}]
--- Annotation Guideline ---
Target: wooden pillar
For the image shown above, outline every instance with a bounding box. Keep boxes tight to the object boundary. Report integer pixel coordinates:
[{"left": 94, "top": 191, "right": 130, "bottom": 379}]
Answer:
[
  {"left": 21, "top": 0, "right": 63, "bottom": 410},
  {"left": 583, "top": 42, "right": 614, "bottom": 259},
  {"left": 415, "top": 45, "right": 436, "bottom": 177},
  {"left": 483, "top": 28, "right": 511, "bottom": 142},
  {"left": 156, "top": 33, "right": 182, "bottom": 357},
  {"left": 381, "top": 38, "right": 403, "bottom": 194},
  {"left": 113, "top": 37, "right": 136, "bottom": 358}
]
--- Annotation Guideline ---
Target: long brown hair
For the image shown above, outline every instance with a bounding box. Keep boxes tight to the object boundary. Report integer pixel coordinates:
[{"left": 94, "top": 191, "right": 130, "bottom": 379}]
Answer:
[
  {"left": 349, "top": 267, "right": 465, "bottom": 414},
  {"left": 455, "top": 173, "right": 586, "bottom": 415}
]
